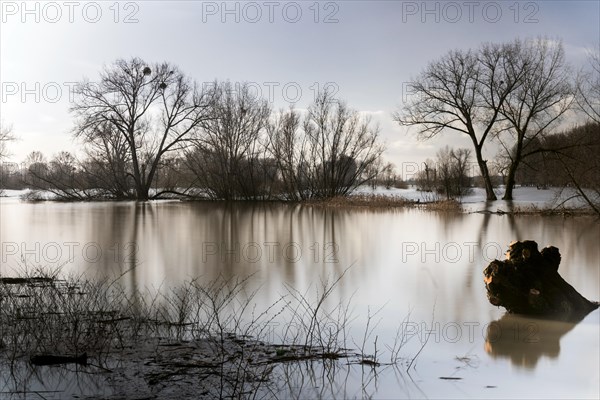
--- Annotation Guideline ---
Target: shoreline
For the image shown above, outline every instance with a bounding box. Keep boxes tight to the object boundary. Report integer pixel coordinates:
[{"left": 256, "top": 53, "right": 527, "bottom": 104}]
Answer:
[{"left": 2, "top": 187, "right": 598, "bottom": 216}]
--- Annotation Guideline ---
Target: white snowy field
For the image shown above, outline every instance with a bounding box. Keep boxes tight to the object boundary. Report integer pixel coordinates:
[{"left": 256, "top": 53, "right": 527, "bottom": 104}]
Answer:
[{"left": 355, "top": 184, "right": 596, "bottom": 212}]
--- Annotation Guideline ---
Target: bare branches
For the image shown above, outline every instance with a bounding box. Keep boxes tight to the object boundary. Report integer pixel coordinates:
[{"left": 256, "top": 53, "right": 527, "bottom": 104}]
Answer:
[
  {"left": 576, "top": 46, "right": 600, "bottom": 124},
  {"left": 185, "top": 81, "right": 272, "bottom": 200},
  {"left": 266, "top": 90, "right": 384, "bottom": 200},
  {"left": 395, "top": 38, "right": 577, "bottom": 201},
  {"left": 71, "top": 58, "right": 210, "bottom": 200},
  {"left": 0, "top": 121, "right": 15, "bottom": 161},
  {"left": 496, "top": 38, "right": 573, "bottom": 200},
  {"left": 394, "top": 44, "right": 517, "bottom": 200}
]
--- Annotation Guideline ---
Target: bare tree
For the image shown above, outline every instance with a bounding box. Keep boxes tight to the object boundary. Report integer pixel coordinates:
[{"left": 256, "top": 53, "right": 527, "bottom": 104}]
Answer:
[
  {"left": 451, "top": 147, "right": 472, "bottom": 196},
  {"left": 24, "top": 151, "right": 49, "bottom": 188},
  {"left": 71, "top": 58, "right": 210, "bottom": 200},
  {"left": 266, "top": 92, "right": 384, "bottom": 200},
  {"left": 576, "top": 47, "right": 600, "bottom": 123},
  {"left": 496, "top": 38, "right": 573, "bottom": 200},
  {"left": 0, "top": 121, "right": 15, "bottom": 194},
  {"left": 0, "top": 121, "right": 15, "bottom": 161},
  {"left": 186, "top": 81, "right": 272, "bottom": 200},
  {"left": 26, "top": 151, "right": 95, "bottom": 200},
  {"left": 415, "top": 158, "right": 436, "bottom": 193},
  {"left": 79, "top": 122, "right": 133, "bottom": 199},
  {"left": 394, "top": 41, "right": 528, "bottom": 200},
  {"left": 266, "top": 107, "right": 307, "bottom": 199},
  {"left": 302, "top": 90, "right": 384, "bottom": 198},
  {"left": 381, "top": 162, "right": 398, "bottom": 189},
  {"left": 435, "top": 146, "right": 472, "bottom": 199}
]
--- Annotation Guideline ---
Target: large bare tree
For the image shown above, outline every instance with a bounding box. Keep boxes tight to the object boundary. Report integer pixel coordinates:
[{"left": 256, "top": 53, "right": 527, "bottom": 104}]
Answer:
[
  {"left": 496, "top": 38, "right": 573, "bottom": 200},
  {"left": 266, "top": 107, "right": 305, "bottom": 199},
  {"left": 303, "top": 90, "right": 384, "bottom": 198},
  {"left": 267, "top": 91, "right": 384, "bottom": 200},
  {"left": 186, "top": 81, "right": 272, "bottom": 200},
  {"left": 71, "top": 58, "right": 210, "bottom": 200},
  {"left": 394, "top": 41, "right": 527, "bottom": 200}
]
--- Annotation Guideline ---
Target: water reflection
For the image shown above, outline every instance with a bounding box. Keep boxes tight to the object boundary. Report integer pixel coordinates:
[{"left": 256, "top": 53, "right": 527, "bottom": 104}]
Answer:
[
  {"left": 0, "top": 362, "right": 113, "bottom": 399},
  {"left": 484, "top": 313, "right": 577, "bottom": 369},
  {"left": 0, "top": 199, "right": 598, "bottom": 398},
  {"left": 1, "top": 199, "right": 598, "bottom": 322}
]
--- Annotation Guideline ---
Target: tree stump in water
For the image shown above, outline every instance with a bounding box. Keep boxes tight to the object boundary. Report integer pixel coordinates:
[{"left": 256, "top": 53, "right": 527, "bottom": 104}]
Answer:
[{"left": 483, "top": 240, "right": 599, "bottom": 321}]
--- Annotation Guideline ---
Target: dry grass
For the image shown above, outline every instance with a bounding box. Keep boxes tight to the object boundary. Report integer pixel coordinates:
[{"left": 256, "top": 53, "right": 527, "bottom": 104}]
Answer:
[
  {"left": 305, "top": 194, "right": 413, "bottom": 209},
  {"left": 508, "top": 204, "right": 598, "bottom": 216},
  {"left": 304, "top": 194, "right": 464, "bottom": 212},
  {"left": 421, "top": 199, "right": 462, "bottom": 212},
  {"left": 470, "top": 204, "right": 598, "bottom": 216}
]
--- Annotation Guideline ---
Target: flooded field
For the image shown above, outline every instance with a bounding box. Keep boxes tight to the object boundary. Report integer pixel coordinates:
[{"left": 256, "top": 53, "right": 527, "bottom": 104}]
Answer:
[{"left": 1, "top": 198, "right": 598, "bottom": 398}]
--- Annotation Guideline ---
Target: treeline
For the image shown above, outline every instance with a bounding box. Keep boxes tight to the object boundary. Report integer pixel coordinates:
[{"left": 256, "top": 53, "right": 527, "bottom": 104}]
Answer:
[
  {"left": 2, "top": 38, "right": 599, "bottom": 208},
  {"left": 504, "top": 122, "right": 599, "bottom": 187},
  {"left": 1, "top": 64, "right": 389, "bottom": 201},
  {"left": 512, "top": 121, "right": 600, "bottom": 212}
]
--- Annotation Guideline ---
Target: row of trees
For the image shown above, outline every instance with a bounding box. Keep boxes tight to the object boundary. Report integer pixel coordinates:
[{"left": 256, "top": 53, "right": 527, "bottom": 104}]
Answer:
[
  {"left": 3, "top": 60, "right": 385, "bottom": 201},
  {"left": 395, "top": 37, "right": 599, "bottom": 201},
  {"left": 2, "top": 38, "right": 598, "bottom": 206}
]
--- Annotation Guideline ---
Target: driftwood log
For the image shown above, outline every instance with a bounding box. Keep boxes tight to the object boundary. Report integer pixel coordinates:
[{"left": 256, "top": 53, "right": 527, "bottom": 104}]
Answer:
[
  {"left": 30, "top": 352, "right": 88, "bottom": 366},
  {"left": 483, "top": 240, "right": 599, "bottom": 321}
]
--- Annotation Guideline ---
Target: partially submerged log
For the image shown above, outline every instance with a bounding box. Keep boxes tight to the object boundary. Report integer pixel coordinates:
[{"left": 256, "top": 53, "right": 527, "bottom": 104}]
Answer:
[
  {"left": 30, "top": 352, "right": 87, "bottom": 366},
  {"left": 0, "top": 277, "right": 54, "bottom": 285},
  {"left": 483, "top": 240, "right": 599, "bottom": 321}
]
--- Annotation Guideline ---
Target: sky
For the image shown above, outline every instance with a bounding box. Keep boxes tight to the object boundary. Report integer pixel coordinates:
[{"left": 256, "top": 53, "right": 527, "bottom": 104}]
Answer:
[{"left": 1, "top": 0, "right": 599, "bottom": 177}]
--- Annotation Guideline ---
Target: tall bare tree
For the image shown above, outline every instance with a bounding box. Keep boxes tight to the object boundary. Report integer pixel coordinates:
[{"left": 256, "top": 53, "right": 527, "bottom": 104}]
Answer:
[
  {"left": 394, "top": 41, "right": 528, "bottom": 200},
  {"left": 266, "top": 92, "right": 384, "bottom": 199},
  {"left": 186, "top": 81, "right": 272, "bottom": 200},
  {"left": 71, "top": 58, "right": 210, "bottom": 200},
  {"left": 266, "top": 107, "right": 306, "bottom": 199},
  {"left": 303, "top": 90, "right": 384, "bottom": 198},
  {"left": 496, "top": 38, "right": 573, "bottom": 200}
]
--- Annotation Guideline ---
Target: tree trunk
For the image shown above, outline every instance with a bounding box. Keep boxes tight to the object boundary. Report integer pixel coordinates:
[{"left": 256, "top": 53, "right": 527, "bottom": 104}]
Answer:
[
  {"left": 502, "top": 162, "right": 517, "bottom": 200},
  {"left": 483, "top": 240, "right": 599, "bottom": 321},
  {"left": 474, "top": 147, "right": 497, "bottom": 201},
  {"left": 137, "top": 189, "right": 149, "bottom": 201},
  {"left": 503, "top": 137, "right": 523, "bottom": 200}
]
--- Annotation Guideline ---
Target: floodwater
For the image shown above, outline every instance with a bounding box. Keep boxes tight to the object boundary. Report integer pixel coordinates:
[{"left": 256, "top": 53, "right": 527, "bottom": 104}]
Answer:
[{"left": 0, "top": 198, "right": 599, "bottom": 398}]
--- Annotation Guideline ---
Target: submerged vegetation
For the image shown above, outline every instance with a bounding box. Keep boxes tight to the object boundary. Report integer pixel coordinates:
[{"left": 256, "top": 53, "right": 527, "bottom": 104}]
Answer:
[{"left": 0, "top": 266, "right": 428, "bottom": 398}]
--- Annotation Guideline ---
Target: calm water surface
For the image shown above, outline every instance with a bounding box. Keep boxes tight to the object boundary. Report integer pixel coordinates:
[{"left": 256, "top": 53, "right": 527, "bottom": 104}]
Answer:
[{"left": 1, "top": 198, "right": 598, "bottom": 398}]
